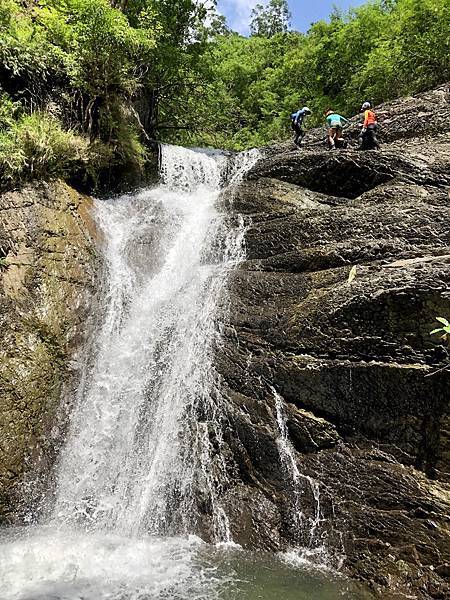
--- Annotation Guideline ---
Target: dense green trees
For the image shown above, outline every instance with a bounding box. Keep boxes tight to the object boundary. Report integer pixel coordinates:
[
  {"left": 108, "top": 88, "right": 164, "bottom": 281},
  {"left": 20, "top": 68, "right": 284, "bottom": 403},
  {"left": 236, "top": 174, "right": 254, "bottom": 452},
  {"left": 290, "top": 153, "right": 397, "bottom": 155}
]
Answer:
[
  {"left": 0, "top": 0, "right": 448, "bottom": 186},
  {"left": 250, "top": 0, "right": 291, "bottom": 37},
  {"left": 0, "top": 0, "right": 208, "bottom": 188},
  {"left": 187, "top": 0, "right": 450, "bottom": 150}
]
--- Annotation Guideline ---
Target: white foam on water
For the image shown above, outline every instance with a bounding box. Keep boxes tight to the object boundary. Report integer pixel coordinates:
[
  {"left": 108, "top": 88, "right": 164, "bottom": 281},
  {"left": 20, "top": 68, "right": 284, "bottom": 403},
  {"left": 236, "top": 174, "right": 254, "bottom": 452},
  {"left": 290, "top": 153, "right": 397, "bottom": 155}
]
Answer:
[{"left": 0, "top": 528, "right": 225, "bottom": 600}]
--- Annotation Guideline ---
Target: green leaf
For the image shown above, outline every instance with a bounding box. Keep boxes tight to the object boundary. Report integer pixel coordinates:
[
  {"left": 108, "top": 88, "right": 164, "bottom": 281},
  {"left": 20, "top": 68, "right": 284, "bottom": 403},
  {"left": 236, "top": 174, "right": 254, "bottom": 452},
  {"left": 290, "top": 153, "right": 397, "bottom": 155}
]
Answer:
[
  {"left": 430, "top": 328, "right": 442, "bottom": 335},
  {"left": 436, "top": 317, "right": 450, "bottom": 327}
]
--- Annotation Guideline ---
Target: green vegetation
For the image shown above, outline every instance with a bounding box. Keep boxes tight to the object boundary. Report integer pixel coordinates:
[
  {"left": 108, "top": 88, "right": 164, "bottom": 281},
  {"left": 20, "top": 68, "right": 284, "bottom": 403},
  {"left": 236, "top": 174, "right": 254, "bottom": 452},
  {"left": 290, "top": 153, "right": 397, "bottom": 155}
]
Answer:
[
  {"left": 250, "top": 0, "right": 291, "bottom": 37},
  {"left": 431, "top": 317, "right": 450, "bottom": 344},
  {"left": 0, "top": 110, "right": 90, "bottom": 183},
  {"left": 187, "top": 0, "right": 450, "bottom": 150},
  {"left": 0, "top": 0, "right": 206, "bottom": 190},
  {"left": 0, "top": 0, "right": 448, "bottom": 187}
]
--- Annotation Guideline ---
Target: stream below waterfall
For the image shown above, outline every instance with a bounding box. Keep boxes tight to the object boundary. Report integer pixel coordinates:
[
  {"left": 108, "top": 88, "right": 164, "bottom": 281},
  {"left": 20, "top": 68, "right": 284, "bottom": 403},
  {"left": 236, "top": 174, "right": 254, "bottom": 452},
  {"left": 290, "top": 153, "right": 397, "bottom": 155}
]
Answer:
[{"left": 0, "top": 146, "right": 372, "bottom": 599}]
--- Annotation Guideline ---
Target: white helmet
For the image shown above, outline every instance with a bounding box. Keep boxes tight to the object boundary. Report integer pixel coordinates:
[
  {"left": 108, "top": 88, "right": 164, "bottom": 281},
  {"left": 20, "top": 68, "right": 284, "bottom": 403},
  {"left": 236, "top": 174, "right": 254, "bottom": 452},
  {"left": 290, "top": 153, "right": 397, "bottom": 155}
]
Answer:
[
  {"left": 361, "top": 101, "right": 371, "bottom": 110},
  {"left": 302, "top": 106, "right": 312, "bottom": 114}
]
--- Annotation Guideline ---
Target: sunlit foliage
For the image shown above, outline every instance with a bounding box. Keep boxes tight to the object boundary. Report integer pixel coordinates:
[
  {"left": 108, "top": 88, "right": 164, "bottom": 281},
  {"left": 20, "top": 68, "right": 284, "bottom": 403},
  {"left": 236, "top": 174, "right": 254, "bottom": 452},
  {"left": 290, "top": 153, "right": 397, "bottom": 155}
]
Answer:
[{"left": 0, "top": 0, "right": 448, "bottom": 182}]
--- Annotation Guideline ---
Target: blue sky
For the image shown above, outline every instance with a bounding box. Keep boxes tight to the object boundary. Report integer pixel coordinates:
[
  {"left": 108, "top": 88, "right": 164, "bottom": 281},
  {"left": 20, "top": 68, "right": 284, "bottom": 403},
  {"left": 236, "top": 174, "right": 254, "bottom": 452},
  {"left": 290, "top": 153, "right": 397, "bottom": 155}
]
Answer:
[{"left": 217, "top": 0, "right": 368, "bottom": 34}]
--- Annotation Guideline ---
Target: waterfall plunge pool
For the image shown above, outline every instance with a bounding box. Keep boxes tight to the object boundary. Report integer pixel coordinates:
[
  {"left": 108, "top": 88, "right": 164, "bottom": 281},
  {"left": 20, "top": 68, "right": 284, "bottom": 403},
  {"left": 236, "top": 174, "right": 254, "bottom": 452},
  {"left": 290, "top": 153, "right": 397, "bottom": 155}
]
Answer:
[{"left": 0, "top": 528, "right": 372, "bottom": 599}]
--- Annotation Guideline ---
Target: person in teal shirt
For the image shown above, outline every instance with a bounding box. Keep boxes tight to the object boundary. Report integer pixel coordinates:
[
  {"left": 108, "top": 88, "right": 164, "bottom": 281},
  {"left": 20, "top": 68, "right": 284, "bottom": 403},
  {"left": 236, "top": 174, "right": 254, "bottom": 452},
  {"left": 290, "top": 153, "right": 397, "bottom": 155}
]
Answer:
[{"left": 325, "top": 110, "right": 349, "bottom": 149}]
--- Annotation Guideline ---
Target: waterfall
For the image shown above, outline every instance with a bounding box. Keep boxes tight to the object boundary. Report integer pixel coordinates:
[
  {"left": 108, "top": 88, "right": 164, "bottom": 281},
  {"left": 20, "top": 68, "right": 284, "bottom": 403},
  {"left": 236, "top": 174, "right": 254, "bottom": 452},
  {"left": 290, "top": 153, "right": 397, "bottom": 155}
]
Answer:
[
  {"left": 51, "top": 145, "right": 253, "bottom": 538},
  {"left": 0, "top": 145, "right": 357, "bottom": 600},
  {"left": 0, "top": 146, "right": 258, "bottom": 600},
  {"left": 273, "top": 390, "right": 330, "bottom": 567}
]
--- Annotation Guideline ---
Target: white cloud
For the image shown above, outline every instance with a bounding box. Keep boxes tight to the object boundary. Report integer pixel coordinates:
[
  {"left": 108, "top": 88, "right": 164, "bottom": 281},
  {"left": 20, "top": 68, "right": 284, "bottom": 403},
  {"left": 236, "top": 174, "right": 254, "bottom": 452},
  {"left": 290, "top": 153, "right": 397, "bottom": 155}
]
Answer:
[{"left": 218, "top": 0, "right": 261, "bottom": 34}]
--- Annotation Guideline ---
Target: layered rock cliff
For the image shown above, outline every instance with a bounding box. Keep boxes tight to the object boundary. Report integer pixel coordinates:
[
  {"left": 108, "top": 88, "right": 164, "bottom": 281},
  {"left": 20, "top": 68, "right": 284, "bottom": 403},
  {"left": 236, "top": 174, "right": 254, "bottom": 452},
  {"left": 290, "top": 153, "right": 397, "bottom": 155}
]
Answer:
[
  {"left": 0, "top": 86, "right": 448, "bottom": 600},
  {"left": 0, "top": 181, "right": 98, "bottom": 522},
  {"left": 216, "top": 86, "right": 450, "bottom": 598}
]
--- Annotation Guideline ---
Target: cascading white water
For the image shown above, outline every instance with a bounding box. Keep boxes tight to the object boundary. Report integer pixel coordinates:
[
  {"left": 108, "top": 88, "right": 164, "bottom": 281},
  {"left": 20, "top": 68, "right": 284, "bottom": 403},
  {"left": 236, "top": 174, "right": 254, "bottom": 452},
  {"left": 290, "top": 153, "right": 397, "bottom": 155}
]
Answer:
[
  {"left": 51, "top": 145, "right": 238, "bottom": 538},
  {"left": 0, "top": 145, "right": 258, "bottom": 600},
  {"left": 273, "top": 391, "right": 330, "bottom": 566}
]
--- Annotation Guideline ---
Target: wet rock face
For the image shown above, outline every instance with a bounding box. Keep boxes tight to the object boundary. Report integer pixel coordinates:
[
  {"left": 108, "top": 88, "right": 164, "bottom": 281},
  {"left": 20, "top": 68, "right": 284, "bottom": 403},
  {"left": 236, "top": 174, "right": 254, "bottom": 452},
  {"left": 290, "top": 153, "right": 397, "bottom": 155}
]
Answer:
[
  {"left": 0, "top": 180, "right": 98, "bottom": 523},
  {"left": 216, "top": 86, "right": 450, "bottom": 598}
]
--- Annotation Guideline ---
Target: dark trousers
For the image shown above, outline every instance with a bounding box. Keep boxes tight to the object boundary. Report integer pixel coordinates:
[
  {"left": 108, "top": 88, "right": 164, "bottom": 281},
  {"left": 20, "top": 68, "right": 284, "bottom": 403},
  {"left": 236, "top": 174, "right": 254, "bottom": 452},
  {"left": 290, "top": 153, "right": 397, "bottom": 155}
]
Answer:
[
  {"left": 292, "top": 122, "right": 304, "bottom": 146},
  {"left": 359, "top": 124, "right": 380, "bottom": 149}
]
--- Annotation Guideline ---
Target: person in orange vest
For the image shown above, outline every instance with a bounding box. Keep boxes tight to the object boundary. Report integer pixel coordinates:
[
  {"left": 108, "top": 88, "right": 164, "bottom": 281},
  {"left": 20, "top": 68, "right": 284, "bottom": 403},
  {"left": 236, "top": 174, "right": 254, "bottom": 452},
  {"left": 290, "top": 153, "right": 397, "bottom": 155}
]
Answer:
[{"left": 359, "top": 102, "right": 380, "bottom": 150}]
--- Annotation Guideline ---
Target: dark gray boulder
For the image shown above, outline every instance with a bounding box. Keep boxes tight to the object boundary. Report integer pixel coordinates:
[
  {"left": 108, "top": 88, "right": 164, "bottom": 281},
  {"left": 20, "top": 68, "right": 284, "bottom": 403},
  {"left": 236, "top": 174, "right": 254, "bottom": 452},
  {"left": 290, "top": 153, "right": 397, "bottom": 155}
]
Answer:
[{"left": 215, "top": 85, "right": 450, "bottom": 599}]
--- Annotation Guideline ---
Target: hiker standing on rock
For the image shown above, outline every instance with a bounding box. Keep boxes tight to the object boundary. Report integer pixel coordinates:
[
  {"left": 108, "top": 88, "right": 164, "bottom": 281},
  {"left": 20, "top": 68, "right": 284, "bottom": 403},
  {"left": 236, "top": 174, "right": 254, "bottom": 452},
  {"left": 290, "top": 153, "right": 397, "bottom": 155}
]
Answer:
[
  {"left": 358, "top": 101, "right": 380, "bottom": 150},
  {"left": 290, "top": 106, "right": 312, "bottom": 146},
  {"left": 325, "top": 110, "right": 349, "bottom": 149}
]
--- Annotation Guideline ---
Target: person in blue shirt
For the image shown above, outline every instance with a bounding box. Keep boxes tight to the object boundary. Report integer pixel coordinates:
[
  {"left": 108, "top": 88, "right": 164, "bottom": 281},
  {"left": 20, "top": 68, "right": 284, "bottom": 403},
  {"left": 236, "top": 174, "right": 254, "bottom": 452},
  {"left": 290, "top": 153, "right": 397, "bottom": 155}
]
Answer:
[
  {"left": 325, "top": 110, "right": 349, "bottom": 149},
  {"left": 290, "top": 106, "right": 311, "bottom": 146}
]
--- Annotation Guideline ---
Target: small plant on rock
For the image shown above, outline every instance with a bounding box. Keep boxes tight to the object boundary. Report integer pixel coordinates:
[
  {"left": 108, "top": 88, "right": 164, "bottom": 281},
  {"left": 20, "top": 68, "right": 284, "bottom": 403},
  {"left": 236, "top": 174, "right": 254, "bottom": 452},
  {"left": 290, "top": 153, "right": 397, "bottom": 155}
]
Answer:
[{"left": 430, "top": 317, "right": 450, "bottom": 344}]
